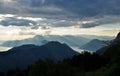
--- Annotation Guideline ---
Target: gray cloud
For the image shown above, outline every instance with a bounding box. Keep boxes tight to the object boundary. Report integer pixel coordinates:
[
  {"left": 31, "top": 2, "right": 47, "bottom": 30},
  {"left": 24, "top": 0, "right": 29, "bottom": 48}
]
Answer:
[
  {"left": 53, "top": 20, "right": 76, "bottom": 27},
  {"left": 80, "top": 23, "right": 99, "bottom": 28},
  {"left": 0, "top": 15, "right": 76, "bottom": 28},
  {"left": 0, "top": 14, "right": 120, "bottom": 29},
  {"left": 79, "top": 16, "right": 120, "bottom": 28},
  {"left": 19, "top": 31, "right": 36, "bottom": 35},
  {"left": 31, "top": 25, "right": 50, "bottom": 30},
  {"left": 31, "top": 26, "right": 39, "bottom": 29},
  {"left": 0, "top": 17, "right": 37, "bottom": 26},
  {"left": 0, "top": 0, "right": 69, "bottom": 19},
  {"left": 0, "top": 0, "right": 120, "bottom": 19}
]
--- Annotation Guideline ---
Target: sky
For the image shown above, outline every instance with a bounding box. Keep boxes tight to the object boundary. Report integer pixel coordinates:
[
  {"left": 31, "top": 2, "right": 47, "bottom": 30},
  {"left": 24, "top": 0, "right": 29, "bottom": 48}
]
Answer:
[{"left": 0, "top": 0, "right": 120, "bottom": 41}]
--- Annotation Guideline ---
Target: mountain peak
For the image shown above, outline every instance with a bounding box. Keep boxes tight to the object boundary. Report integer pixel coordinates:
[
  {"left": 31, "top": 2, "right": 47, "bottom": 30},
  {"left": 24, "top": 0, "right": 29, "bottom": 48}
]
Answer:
[
  {"left": 116, "top": 32, "right": 120, "bottom": 40},
  {"left": 114, "top": 32, "right": 120, "bottom": 42},
  {"left": 42, "top": 41, "right": 70, "bottom": 49},
  {"left": 80, "top": 39, "right": 105, "bottom": 52},
  {"left": 45, "top": 41, "right": 63, "bottom": 46}
]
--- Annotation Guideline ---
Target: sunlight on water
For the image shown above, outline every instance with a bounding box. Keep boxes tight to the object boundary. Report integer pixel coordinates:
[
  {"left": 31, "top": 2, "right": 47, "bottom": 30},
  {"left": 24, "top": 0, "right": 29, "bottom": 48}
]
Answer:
[
  {"left": 71, "top": 47, "right": 84, "bottom": 53},
  {"left": 72, "top": 47, "right": 93, "bottom": 53}
]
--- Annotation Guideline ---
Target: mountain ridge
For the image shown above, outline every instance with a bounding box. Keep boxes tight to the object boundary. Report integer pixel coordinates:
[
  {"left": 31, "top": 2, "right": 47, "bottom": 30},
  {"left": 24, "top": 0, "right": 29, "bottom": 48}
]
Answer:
[
  {"left": 0, "top": 41, "right": 79, "bottom": 72},
  {"left": 80, "top": 39, "right": 107, "bottom": 52}
]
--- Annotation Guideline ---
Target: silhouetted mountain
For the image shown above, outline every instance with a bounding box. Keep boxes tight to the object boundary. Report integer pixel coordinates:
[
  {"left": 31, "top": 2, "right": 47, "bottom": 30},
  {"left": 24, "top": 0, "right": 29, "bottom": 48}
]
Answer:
[
  {"left": 96, "top": 32, "right": 120, "bottom": 55},
  {"left": 96, "top": 32, "right": 120, "bottom": 76},
  {"left": 80, "top": 39, "right": 107, "bottom": 52},
  {"left": 102, "top": 32, "right": 120, "bottom": 58},
  {"left": 0, "top": 41, "right": 79, "bottom": 72}
]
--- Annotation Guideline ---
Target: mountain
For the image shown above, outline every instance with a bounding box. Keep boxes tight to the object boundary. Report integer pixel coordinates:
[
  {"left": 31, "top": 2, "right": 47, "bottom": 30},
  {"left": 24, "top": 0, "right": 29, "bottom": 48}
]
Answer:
[
  {"left": 1, "top": 35, "right": 90, "bottom": 48},
  {"left": 1, "top": 35, "right": 48, "bottom": 47},
  {"left": 1, "top": 35, "right": 113, "bottom": 52},
  {"left": 102, "top": 32, "right": 120, "bottom": 58},
  {"left": 93, "top": 32, "right": 120, "bottom": 76},
  {"left": 80, "top": 39, "right": 108, "bottom": 52},
  {"left": 0, "top": 41, "right": 79, "bottom": 72},
  {"left": 80, "top": 35, "right": 114, "bottom": 40},
  {"left": 45, "top": 35, "right": 90, "bottom": 47},
  {"left": 96, "top": 32, "right": 120, "bottom": 56}
]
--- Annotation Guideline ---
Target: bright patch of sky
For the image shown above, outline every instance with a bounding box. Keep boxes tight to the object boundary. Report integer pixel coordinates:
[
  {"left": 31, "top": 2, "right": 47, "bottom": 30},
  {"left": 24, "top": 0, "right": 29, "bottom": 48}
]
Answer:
[
  {"left": 97, "top": 23, "right": 120, "bottom": 29},
  {"left": 92, "top": 25, "right": 120, "bottom": 36}
]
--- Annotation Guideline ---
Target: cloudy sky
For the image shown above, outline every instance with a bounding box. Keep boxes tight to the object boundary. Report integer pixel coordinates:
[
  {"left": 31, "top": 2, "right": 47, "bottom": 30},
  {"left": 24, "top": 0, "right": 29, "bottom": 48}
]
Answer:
[{"left": 0, "top": 0, "right": 120, "bottom": 41}]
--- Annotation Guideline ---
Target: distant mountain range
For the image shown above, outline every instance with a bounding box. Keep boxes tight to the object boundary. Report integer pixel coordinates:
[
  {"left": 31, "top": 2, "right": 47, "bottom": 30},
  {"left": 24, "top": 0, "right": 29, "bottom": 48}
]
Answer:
[
  {"left": 1, "top": 35, "right": 90, "bottom": 48},
  {"left": 1, "top": 35, "right": 113, "bottom": 49},
  {"left": 0, "top": 33, "right": 117, "bottom": 72},
  {"left": 1, "top": 35, "right": 48, "bottom": 47},
  {"left": 45, "top": 35, "right": 91, "bottom": 47},
  {"left": 0, "top": 41, "right": 79, "bottom": 72},
  {"left": 80, "top": 35, "right": 114, "bottom": 40},
  {"left": 80, "top": 39, "right": 109, "bottom": 52}
]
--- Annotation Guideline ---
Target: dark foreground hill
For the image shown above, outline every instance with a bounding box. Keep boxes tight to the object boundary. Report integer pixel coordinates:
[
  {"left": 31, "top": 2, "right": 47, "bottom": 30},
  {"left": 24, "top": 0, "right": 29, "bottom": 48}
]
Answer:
[
  {"left": 0, "top": 41, "right": 78, "bottom": 72},
  {"left": 94, "top": 32, "right": 120, "bottom": 76}
]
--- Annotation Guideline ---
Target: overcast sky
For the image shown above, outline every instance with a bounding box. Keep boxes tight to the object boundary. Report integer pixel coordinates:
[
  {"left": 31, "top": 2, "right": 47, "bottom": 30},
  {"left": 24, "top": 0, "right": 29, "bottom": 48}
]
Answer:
[{"left": 0, "top": 0, "right": 120, "bottom": 40}]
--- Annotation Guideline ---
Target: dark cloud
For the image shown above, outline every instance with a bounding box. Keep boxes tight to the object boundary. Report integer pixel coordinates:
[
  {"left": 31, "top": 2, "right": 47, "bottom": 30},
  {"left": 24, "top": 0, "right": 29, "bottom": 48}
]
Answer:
[
  {"left": 80, "top": 22, "right": 99, "bottom": 28},
  {"left": 0, "top": 0, "right": 120, "bottom": 28},
  {"left": 0, "top": 17, "right": 37, "bottom": 26},
  {"left": 78, "top": 16, "right": 120, "bottom": 28},
  {"left": 51, "top": 20, "right": 76, "bottom": 27},
  {"left": 0, "top": 0, "right": 120, "bottom": 19},
  {"left": 0, "top": 15, "right": 120, "bottom": 28}
]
